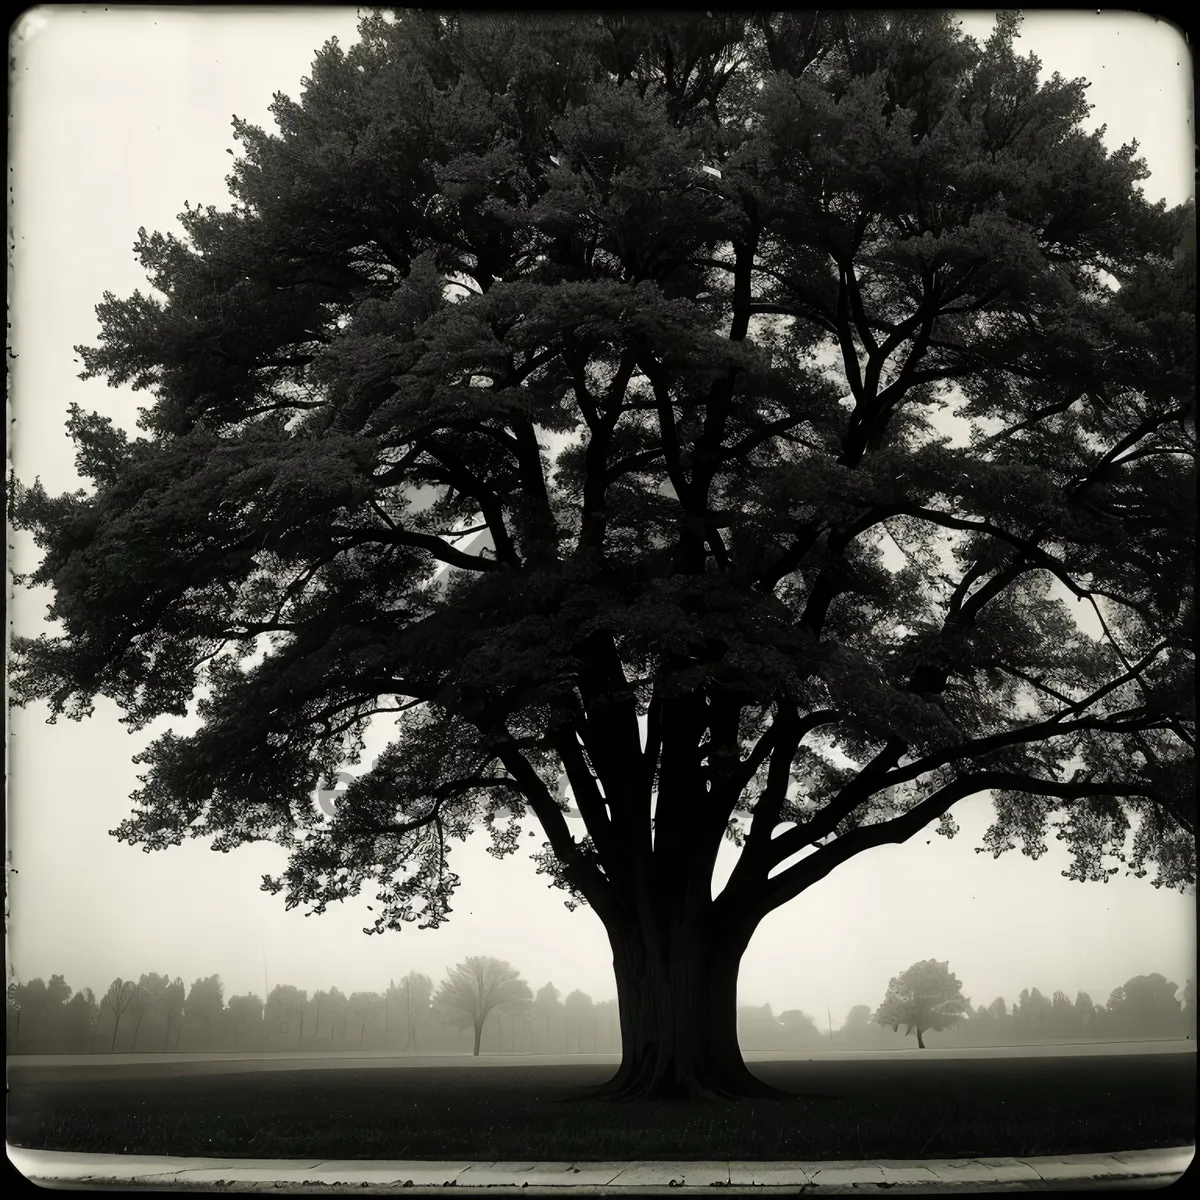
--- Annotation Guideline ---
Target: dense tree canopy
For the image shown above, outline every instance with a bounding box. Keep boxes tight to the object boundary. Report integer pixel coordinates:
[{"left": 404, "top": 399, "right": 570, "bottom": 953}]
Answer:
[{"left": 10, "top": 10, "right": 1194, "bottom": 1099}]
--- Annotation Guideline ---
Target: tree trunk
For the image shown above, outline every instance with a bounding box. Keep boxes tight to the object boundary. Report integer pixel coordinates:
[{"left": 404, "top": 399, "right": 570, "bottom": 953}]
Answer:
[
  {"left": 110, "top": 1014, "right": 121, "bottom": 1053},
  {"left": 917, "top": 1028, "right": 926, "bottom": 1049},
  {"left": 132, "top": 1012, "right": 146, "bottom": 1051},
  {"left": 473, "top": 1020, "right": 482, "bottom": 1056},
  {"left": 594, "top": 914, "right": 777, "bottom": 1101}
]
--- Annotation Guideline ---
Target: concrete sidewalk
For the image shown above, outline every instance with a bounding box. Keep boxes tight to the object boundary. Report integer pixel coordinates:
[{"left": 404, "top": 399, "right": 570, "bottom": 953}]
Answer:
[{"left": 7, "top": 1144, "right": 1193, "bottom": 1192}]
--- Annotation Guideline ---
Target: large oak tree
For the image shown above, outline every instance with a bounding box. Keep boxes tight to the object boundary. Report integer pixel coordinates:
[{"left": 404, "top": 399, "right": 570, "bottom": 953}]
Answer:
[{"left": 10, "top": 11, "right": 1195, "bottom": 1099}]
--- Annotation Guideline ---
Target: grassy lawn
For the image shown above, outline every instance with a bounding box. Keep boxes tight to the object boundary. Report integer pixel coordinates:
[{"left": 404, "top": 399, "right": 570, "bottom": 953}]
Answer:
[{"left": 7, "top": 1053, "right": 1194, "bottom": 1162}]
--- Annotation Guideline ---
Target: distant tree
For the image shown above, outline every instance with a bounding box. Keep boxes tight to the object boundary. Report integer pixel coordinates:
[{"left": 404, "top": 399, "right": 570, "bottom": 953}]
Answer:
[
  {"left": 564, "top": 989, "right": 594, "bottom": 1053},
  {"left": 987, "top": 997, "right": 1007, "bottom": 1021},
  {"left": 1182, "top": 979, "right": 1196, "bottom": 1038},
  {"left": 738, "top": 1003, "right": 785, "bottom": 1050},
  {"left": 398, "top": 973, "right": 433, "bottom": 1052},
  {"left": 348, "top": 991, "right": 384, "bottom": 1049},
  {"left": 1075, "top": 991, "right": 1096, "bottom": 1034},
  {"left": 310, "top": 989, "right": 329, "bottom": 1042},
  {"left": 100, "top": 979, "right": 137, "bottom": 1052},
  {"left": 436, "top": 956, "right": 533, "bottom": 1056},
  {"left": 1014, "top": 986, "right": 1052, "bottom": 1036},
  {"left": 164, "top": 977, "right": 186, "bottom": 1049},
  {"left": 326, "top": 986, "right": 350, "bottom": 1048},
  {"left": 384, "top": 979, "right": 399, "bottom": 1043},
  {"left": 14, "top": 9, "right": 1193, "bottom": 1101},
  {"left": 842, "top": 1003, "right": 872, "bottom": 1031},
  {"left": 46, "top": 975, "right": 72, "bottom": 1022},
  {"left": 1109, "top": 973, "right": 1182, "bottom": 1037},
  {"left": 594, "top": 998, "right": 619, "bottom": 1054},
  {"left": 778, "top": 1008, "right": 822, "bottom": 1047},
  {"left": 64, "top": 987, "right": 100, "bottom": 1053},
  {"left": 364, "top": 992, "right": 387, "bottom": 1048},
  {"left": 182, "top": 974, "right": 225, "bottom": 1048},
  {"left": 347, "top": 992, "right": 368, "bottom": 1047},
  {"left": 123, "top": 983, "right": 152, "bottom": 1051},
  {"left": 6, "top": 982, "right": 21, "bottom": 1051},
  {"left": 136, "top": 973, "right": 170, "bottom": 1049},
  {"left": 265, "top": 984, "right": 306, "bottom": 1046},
  {"left": 874, "top": 960, "right": 968, "bottom": 1049},
  {"left": 226, "top": 993, "right": 264, "bottom": 1049},
  {"left": 534, "top": 983, "right": 564, "bottom": 1054},
  {"left": 1050, "top": 989, "right": 1078, "bottom": 1038},
  {"left": 296, "top": 986, "right": 312, "bottom": 1043},
  {"left": 19, "top": 979, "right": 49, "bottom": 1050}
]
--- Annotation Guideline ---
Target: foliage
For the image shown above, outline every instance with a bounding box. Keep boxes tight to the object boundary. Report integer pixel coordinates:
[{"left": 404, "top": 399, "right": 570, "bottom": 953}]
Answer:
[{"left": 1105, "top": 972, "right": 1182, "bottom": 1035}]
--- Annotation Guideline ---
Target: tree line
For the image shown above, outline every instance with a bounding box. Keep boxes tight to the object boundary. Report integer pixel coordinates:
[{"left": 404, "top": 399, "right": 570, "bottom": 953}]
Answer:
[
  {"left": 863, "top": 958, "right": 1196, "bottom": 1050},
  {"left": 8, "top": 953, "right": 1194, "bottom": 1056}
]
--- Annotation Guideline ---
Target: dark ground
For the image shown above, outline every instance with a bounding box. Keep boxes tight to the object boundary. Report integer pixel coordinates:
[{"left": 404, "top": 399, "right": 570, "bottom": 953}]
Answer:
[{"left": 7, "top": 1054, "right": 1195, "bottom": 1161}]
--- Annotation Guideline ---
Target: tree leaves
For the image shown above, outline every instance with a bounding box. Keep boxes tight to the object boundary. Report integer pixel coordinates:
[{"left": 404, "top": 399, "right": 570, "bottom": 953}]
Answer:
[{"left": 10, "top": 11, "right": 1194, "bottom": 940}]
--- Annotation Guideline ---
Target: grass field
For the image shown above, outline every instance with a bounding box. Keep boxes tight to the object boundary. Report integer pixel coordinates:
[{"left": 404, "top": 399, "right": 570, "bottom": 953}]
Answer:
[{"left": 7, "top": 1051, "right": 1195, "bottom": 1162}]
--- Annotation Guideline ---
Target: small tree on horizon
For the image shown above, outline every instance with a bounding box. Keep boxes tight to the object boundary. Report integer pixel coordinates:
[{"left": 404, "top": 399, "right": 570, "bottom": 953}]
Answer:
[
  {"left": 840, "top": 1003, "right": 873, "bottom": 1034},
  {"left": 874, "top": 959, "right": 969, "bottom": 1049},
  {"left": 182, "top": 975, "right": 225, "bottom": 1050},
  {"left": 164, "top": 977, "right": 186, "bottom": 1048},
  {"left": 435, "top": 956, "right": 532, "bottom": 1056},
  {"left": 226, "top": 993, "right": 264, "bottom": 1049},
  {"left": 778, "top": 1008, "right": 823, "bottom": 1047},
  {"left": 65, "top": 987, "right": 100, "bottom": 1053},
  {"left": 266, "top": 983, "right": 304, "bottom": 1044},
  {"left": 564, "top": 988, "right": 595, "bottom": 1053},
  {"left": 123, "top": 982, "right": 152, "bottom": 1051},
  {"left": 9, "top": 9, "right": 1194, "bottom": 1100},
  {"left": 397, "top": 972, "right": 433, "bottom": 1052},
  {"left": 6, "top": 983, "right": 21, "bottom": 1051},
  {"left": 100, "top": 979, "right": 137, "bottom": 1053},
  {"left": 534, "top": 982, "right": 564, "bottom": 1054}
]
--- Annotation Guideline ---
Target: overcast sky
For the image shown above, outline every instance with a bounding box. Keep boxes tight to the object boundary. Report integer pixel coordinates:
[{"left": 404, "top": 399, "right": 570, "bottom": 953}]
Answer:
[{"left": 7, "top": 8, "right": 1195, "bottom": 1024}]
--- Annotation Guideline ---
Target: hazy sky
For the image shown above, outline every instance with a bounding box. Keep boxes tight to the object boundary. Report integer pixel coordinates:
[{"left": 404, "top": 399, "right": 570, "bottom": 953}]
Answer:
[{"left": 7, "top": 8, "right": 1195, "bottom": 1024}]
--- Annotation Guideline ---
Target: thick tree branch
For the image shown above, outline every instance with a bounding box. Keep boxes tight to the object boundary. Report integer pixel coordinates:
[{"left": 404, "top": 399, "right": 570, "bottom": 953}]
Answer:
[
  {"left": 980, "top": 394, "right": 1083, "bottom": 447},
  {"left": 328, "top": 525, "right": 500, "bottom": 572},
  {"left": 755, "top": 771, "right": 1164, "bottom": 917},
  {"left": 493, "top": 739, "right": 615, "bottom": 917},
  {"left": 717, "top": 707, "right": 840, "bottom": 911},
  {"left": 1069, "top": 406, "right": 1189, "bottom": 498}
]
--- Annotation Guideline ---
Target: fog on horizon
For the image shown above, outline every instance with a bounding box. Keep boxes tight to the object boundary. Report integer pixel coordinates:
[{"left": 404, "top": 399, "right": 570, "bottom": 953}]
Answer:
[{"left": 7, "top": 7, "right": 1196, "bottom": 1033}]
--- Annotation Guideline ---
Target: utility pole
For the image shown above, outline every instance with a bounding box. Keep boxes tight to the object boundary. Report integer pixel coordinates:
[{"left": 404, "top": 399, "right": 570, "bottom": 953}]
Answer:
[{"left": 827, "top": 1006, "right": 834, "bottom": 1048}]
